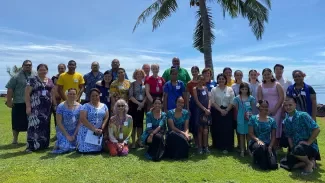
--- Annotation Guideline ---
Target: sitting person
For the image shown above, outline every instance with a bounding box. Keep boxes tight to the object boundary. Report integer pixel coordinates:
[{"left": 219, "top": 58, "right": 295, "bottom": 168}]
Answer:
[
  {"left": 77, "top": 88, "right": 109, "bottom": 154},
  {"left": 248, "top": 100, "right": 278, "bottom": 170},
  {"left": 52, "top": 88, "right": 82, "bottom": 154},
  {"left": 106, "top": 99, "right": 133, "bottom": 156},
  {"left": 282, "top": 97, "right": 320, "bottom": 175},
  {"left": 165, "top": 97, "right": 191, "bottom": 160},
  {"left": 141, "top": 97, "right": 167, "bottom": 161}
]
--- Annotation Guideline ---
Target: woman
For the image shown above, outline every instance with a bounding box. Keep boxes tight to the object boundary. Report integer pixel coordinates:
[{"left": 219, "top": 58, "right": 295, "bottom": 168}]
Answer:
[
  {"left": 193, "top": 75, "right": 211, "bottom": 154},
  {"left": 77, "top": 88, "right": 109, "bottom": 153},
  {"left": 257, "top": 68, "right": 284, "bottom": 142},
  {"left": 96, "top": 70, "right": 113, "bottom": 109},
  {"left": 248, "top": 70, "right": 260, "bottom": 115},
  {"left": 165, "top": 97, "right": 191, "bottom": 160},
  {"left": 141, "top": 98, "right": 167, "bottom": 161},
  {"left": 187, "top": 66, "right": 199, "bottom": 146},
  {"left": 145, "top": 64, "right": 165, "bottom": 112},
  {"left": 110, "top": 68, "right": 131, "bottom": 110},
  {"left": 106, "top": 99, "right": 133, "bottom": 156},
  {"left": 202, "top": 68, "right": 217, "bottom": 93},
  {"left": 232, "top": 70, "right": 244, "bottom": 96},
  {"left": 129, "top": 69, "right": 147, "bottom": 148},
  {"left": 25, "top": 64, "right": 56, "bottom": 152},
  {"left": 248, "top": 100, "right": 277, "bottom": 170},
  {"left": 52, "top": 88, "right": 82, "bottom": 154},
  {"left": 210, "top": 73, "right": 235, "bottom": 153},
  {"left": 223, "top": 67, "right": 235, "bottom": 87}
]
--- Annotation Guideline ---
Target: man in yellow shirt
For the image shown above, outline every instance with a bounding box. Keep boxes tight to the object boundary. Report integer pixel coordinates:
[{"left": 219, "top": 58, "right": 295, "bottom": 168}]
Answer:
[{"left": 57, "top": 60, "right": 85, "bottom": 102}]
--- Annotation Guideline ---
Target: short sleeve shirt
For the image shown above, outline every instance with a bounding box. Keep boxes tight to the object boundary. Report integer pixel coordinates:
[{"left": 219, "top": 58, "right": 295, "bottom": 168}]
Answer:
[
  {"left": 163, "top": 80, "right": 185, "bottom": 110},
  {"left": 162, "top": 67, "right": 191, "bottom": 85},
  {"left": 56, "top": 72, "right": 85, "bottom": 98},
  {"left": 167, "top": 109, "right": 189, "bottom": 131},
  {"left": 83, "top": 72, "right": 104, "bottom": 101},
  {"left": 144, "top": 76, "right": 165, "bottom": 95},
  {"left": 110, "top": 80, "right": 131, "bottom": 102},
  {"left": 129, "top": 81, "right": 146, "bottom": 101},
  {"left": 5, "top": 71, "right": 35, "bottom": 103},
  {"left": 210, "top": 86, "right": 235, "bottom": 107},
  {"left": 248, "top": 115, "right": 277, "bottom": 145}
]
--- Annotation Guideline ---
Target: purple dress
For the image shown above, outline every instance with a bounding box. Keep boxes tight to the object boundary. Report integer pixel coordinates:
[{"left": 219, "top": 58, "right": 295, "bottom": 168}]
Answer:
[
  {"left": 261, "top": 83, "right": 282, "bottom": 138},
  {"left": 26, "top": 76, "right": 54, "bottom": 151}
]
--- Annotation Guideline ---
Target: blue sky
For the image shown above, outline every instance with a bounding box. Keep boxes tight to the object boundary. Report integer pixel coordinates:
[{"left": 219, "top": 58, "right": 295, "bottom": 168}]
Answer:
[{"left": 1, "top": 0, "right": 325, "bottom": 101}]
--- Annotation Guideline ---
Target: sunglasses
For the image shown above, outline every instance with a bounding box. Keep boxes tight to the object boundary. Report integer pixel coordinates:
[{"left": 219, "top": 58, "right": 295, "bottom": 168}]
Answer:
[{"left": 118, "top": 105, "right": 125, "bottom": 108}]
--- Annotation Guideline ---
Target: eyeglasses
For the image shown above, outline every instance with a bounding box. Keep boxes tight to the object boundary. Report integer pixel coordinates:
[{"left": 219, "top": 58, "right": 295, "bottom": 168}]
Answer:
[{"left": 118, "top": 105, "right": 125, "bottom": 108}]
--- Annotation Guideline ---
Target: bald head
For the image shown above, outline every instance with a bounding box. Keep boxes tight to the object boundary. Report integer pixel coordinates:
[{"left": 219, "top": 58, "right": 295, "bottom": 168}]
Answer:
[
  {"left": 91, "top": 61, "right": 100, "bottom": 72},
  {"left": 111, "top": 59, "right": 120, "bottom": 70},
  {"left": 172, "top": 57, "right": 180, "bottom": 67}
]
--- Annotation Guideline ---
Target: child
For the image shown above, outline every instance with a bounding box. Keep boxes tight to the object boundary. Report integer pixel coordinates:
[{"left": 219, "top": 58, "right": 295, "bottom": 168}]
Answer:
[
  {"left": 233, "top": 82, "right": 255, "bottom": 157},
  {"left": 248, "top": 70, "right": 260, "bottom": 115},
  {"left": 192, "top": 75, "right": 211, "bottom": 154}
]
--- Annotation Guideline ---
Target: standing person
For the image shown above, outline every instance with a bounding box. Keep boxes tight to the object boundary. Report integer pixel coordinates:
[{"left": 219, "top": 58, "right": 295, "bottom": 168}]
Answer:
[
  {"left": 96, "top": 70, "right": 113, "bottom": 109},
  {"left": 202, "top": 68, "right": 217, "bottom": 93},
  {"left": 192, "top": 75, "right": 211, "bottom": 154},
  {"left": 210, "top": 73, "right": 235, "bottom": 153},
  {"left": 274, "top": 64, "right": 292, "bottom": 96},
  {"left": 57, "top": 60, "right": 85, "bottom": 102},
  {"left": 162, "top": 57, "right": 191, "bottom": 84},
  {"left": 233, "top": 83, "right": 255, "bottom": 157},
  {"left": 187, "top": 66, "right": 199, "bottom": 146},
  {"left": 163, "top": 66, "right": 187, "bottom": 113},
  {"left": 248, "top": 70, "right": 260, "bottom": 115},
  {"left": 106, "top": 99, "right": 133, "bottom": 156},
  {"left": 110, "top": 68, "right": 131, "bottom": 111},
  {"left": 257, "top": 68, "right": 284, "bottom": 144},
  {"left": 232, "top": 70, "right": 244, "bottom": 96},
  {"left": 165, "top": 97, "right": 191, "bottom": 160},
  {"left": 110, "top": 59, "right": 129, "bottom": 80},
  {"left": 52, "top": 88, "right": 82, "bottom": 154},
  {"left": 83, "top": 62, "right": 104, "bottom": 104},
  {"left": 25, "top": 64, "right": 56, "bottom": 152},
  {"left": 142, "top": 64, "right": 151, "bottom": 80},
  {"left": 145, "top": 64, "right": 165, "bottom": 112},
  {"left": 129, "top": 69, "right": 147, "bottom": 149},
  {"left": 141, "top": 98, "right": 167, "bottom": 161},
  {"left": 51, "top": 63, "right": 66, "bottom": 126},
  {"left": 5, "top": 60, "right": 35, "bottom": 144},
  {"left": 248, "top": 100, "right": 277, "bottom": 170},
  {"left": 77, "top": 88, "right": 109, "bottom": 153},
  {"left": 286, "top": 70, "right": 317, "bottom": 121},
  {"left": 283, "top": 97, "right": 320, "bottom": 175},
  {"left": 223, "top": 67, "right": 235, "bottom": 87}
]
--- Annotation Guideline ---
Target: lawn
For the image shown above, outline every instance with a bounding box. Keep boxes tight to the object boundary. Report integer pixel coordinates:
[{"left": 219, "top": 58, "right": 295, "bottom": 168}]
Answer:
[{"left": 0, "top": 98, "right": 324, "bottom": 183}]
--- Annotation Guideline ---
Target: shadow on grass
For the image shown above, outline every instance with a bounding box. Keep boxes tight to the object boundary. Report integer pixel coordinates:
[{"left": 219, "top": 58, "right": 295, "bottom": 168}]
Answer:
[
  {"left": 288, "top": 168, "right": 324, "bottom": 183},
  {"left": 0, "top": 150, "right": 27, "bottom": 159},
  {"left": 0, "top": 143, "right": 25, "bottom": 150}
]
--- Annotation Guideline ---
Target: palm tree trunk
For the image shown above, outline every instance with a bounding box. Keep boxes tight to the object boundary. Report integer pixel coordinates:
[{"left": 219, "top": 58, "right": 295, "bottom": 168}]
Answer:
[{"left": 199, "top": 0, "right": 214, "bottom": 78}]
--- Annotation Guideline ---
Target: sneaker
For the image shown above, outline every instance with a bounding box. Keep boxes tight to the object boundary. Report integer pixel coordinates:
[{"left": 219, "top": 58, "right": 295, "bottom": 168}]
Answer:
[{"left": 203, "top": 147, "right": 210, "bottom": 154}]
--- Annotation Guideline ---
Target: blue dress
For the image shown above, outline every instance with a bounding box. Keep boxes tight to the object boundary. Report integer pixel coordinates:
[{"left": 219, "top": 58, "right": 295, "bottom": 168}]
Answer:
[
  {"left": 141, "top": 111, "right": 167, "bottom": 144},
  {"left": 77, "top": 103, "right": 108, "bottom": 153},
  {"left": 52, "top": 102, "right": 82, "bottom": 154},
  {"left": 248, "top": 115, "right": 277, "bottom": 145},
  {"left": 233, "top": 95, "right": 255, "bottom": 134}
]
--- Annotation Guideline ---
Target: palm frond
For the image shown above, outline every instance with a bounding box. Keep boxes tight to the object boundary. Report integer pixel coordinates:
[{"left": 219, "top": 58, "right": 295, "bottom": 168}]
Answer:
[
  {"left": 217, "top": 0, "right": 240, "bottom": 18},
  {"left": 259, "top": 0, "right": 271, "bottom": 9},
  {"left": 193, "top": 7, "right": 215, "bottom": 53},
  {"left": 152, "top": 0, "right": 178, "bottom": 31},
  {"left": 133, "top": 0, "right": 164, "bottom": 32}
]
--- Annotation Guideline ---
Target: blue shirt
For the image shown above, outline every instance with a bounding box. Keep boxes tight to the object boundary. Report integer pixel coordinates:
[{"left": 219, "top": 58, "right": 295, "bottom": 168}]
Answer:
[
  {"left": 248, "top": 115, "right": 277, "bottom": 145},
  {"left": 111, "top": 70, "right": 129, "bottom": 80},
  {"left": 96, "top": 84, "right": 110, "bottom": 109},
  {"left": 83, "top": 72, "right": 104, "bottom": 101},
  {"left": 167, "top": 109, "right": 189, "bottom": 131},
  {"left": 163, "top": 80, "right": 185, "bottom": 110},
  {"left": 206, "top": 80, "right": 217, "bottom": 92},
  {"left": 283, "top": 110, "right": 319, "bottom": 151}
]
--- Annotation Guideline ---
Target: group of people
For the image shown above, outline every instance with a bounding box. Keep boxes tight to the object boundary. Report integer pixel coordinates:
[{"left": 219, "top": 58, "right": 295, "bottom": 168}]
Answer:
[{"left": 5, "top": 58, "right": 320, "bottom": 175}]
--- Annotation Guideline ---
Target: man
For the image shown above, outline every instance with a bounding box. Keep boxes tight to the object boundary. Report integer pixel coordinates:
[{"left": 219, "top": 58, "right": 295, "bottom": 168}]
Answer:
[
  {"left": 5, "top": 60, "right": 35, "bottom": 144},
  {"left": 57, "top": 60, "right": 85, "bottom": 102},
  {"left": 274, "top": 64, "right": 292, "bottom": 95},
  {"left": 51, "top": 63, "right": 66, "bottom": 125},
  {"left": 110, "top": 59, "right": 129, "bottom": 80},
  {"left": 83, "top": 62, "right": 104, "bottom": 103},
  {"left": 142, "top": 63, "right": 150, "bottom": 79},
  {"left": 282, "top": 97, "right": 320, "bottom": 175},
  {"left": 162, "top": 57, "right": 191, "bottom": 85}
]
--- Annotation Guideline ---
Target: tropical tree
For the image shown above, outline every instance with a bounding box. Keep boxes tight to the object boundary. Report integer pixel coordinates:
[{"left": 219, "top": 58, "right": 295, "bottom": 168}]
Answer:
[
  {"left": 133, "top": 0, "right": 271, "bottom": 74},
  {"left": 6, "top": 65, "right": 22, "bottom": 77}
]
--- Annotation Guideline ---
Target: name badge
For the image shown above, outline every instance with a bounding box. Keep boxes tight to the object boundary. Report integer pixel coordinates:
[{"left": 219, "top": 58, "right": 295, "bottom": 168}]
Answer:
[
  {"left": 74, "top": 79, "right": 78, "bottom": 83},
  {"left": 158, "top": 80, "right": 162, "bottom": 83},
  {"left": 124, "top": 121, "right": 128, "bottom": 126},
  {"left": 118, "top": 85, "right": 124, "bottom": 90},
  {"left": 245, "top": 102, "right": 251, "bottom": 106},
  {"left": 119, "top": 133, "right": 123, "bottom": 140},
  {"left": 106, "top": 96, "right": 110, "bottom": 102},
  {"left": 176, "top": 85, "right": 181, "bottom": 90},
  {"left": 100, "top": 93, "right": 102, "bottom": 96},
  {"left": 156, "top": 86, "right": 160, "bottom": 92},
  {"left": 202, "top": 91, "right": 207, "bottom": 95},
  {"left": 210, "top": 85, "right": 214, "bottom": 88},
  {"left": 41, "top": 90, "right": 47, "bottom": 96},
  {"left": 301, "top": 91, "right": 306, "bottom": 96},
  {"left": 142, "top": 85, "right": 145, "bottom": 89},
  {"left": 72, "top": 116, "right": 76, "bottom": 122},
  {"left": 147, "top": 123, "right": 152, "bottom": 128},
  {"left": 138, "top": 94, "right": 143, "bottom": 100}
]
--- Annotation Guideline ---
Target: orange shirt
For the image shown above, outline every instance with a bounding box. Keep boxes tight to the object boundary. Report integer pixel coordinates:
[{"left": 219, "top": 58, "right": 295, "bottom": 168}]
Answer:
[{"left": 186, "top": 80, "right": 199, "bottom": 96}]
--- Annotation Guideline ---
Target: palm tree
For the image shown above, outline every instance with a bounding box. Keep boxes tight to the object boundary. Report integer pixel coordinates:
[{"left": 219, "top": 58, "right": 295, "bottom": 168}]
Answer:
[
  {"left": 6, "top": 65, "right": 22, "bottom": 77},
  {"left": 133, "top": 0, "right": 271, "bottom": 75}
]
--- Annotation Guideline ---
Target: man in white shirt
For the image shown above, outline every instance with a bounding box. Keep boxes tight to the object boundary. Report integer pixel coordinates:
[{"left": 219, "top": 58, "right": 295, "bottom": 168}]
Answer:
[{"left": 274, "top": 64, "right": 292, "bottom": 95}]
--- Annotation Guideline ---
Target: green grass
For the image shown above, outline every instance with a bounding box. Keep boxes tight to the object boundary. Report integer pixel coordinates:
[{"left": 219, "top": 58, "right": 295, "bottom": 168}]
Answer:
[{"left": 0, "top": 98, "right": 324, "bottom": 183}]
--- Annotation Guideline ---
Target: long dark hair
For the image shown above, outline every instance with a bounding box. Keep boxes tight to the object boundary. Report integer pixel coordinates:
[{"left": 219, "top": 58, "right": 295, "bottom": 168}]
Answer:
[
  {"left": 262, "top": 68, "right": 276, "bottom": 83},
  {"left": 239, "top": 82, "right": 251, "bottom": 96},
  {"left": 216, "top": 73, "right": 227, "bottom": 85},
  {"left": 234, "top": 70, "right": 243, "bottom": 83},
  {"left": 248, "top": 69, "right": 260, "bottom": 82},
  {"left": 101, "top": 70, "right": 113, "bottom": 87}
]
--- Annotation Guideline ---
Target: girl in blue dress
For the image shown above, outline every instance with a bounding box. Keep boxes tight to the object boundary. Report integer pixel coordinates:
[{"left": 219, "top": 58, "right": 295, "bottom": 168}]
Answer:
[
  {"left": 233, "top": 82, "right": 255, "bottom": 157},
  {"left": 77, "top": 88, "right": 110, "bottom": 153},
  {"left": 52, "top": 88, "right": 82, "bottom": 154}
]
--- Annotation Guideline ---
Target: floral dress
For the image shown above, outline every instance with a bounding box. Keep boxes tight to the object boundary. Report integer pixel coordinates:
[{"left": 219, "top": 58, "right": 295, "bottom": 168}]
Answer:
[
  {"left": 26, "top": 76, "right": 54, "bottom": 151},
  {"left": 52, "top": 102, "right": 82, "bottom": 153}
]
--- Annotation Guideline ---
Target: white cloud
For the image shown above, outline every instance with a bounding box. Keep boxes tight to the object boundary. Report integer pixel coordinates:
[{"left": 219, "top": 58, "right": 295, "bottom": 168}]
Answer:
[
  {"left": 0, "top": 44, "right": 92, "bottom": 53},
  {"left": 121, "top": 48, "right": 175, "bottom": 55},
  {"left": 212, "top": 28, "right": 226, "bottom": 37}
]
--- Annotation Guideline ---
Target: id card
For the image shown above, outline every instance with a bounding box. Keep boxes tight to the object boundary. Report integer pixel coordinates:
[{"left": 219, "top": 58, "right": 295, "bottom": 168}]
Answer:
[
  {"left": 245, "top": 102, "right": 251, "bottom": 107},
  {"left": 119, "top": 133, "right": 123, "bottom": 140},
  {"left": 138, "top": 94, "right": 143, "bottom": 100},
  {"left": 176, "top": 85, "right": 180, "bottom": 90},
  {"left": 202, "top": 91, "right": 207, "bottom": 95},
  {"left": 124, "top": 121, "right": 128, "bottom": 126},
  {"left": 156, "top": 86, "right": 160, "bottom": 92},
  {"left": 74, "top": 79, "right": 78, "bottom": 83},
  {"left": 118, "top": 85, "right": 124, "bottom": 90},
  {"left": 72, "top": 116, "right": 76, "bottom": 122},
  {"left": 147, "top": 123, "right": 152, "bottom": 128},
  {"left": 301, "top": 91, "right": 306, "bottom": 96},
  {"left": 41, "top": 90, "right": 47, "bottom": 96}
]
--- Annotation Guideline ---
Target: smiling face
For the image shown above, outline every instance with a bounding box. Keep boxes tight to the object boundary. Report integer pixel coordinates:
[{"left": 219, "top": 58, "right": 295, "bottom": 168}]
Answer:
[
  {"left": 58, "top": 64, "right": 66, "bottom": 74},
  {"left": 142, "top": 64, "right": 150, "bottom": 75},
  {"left": 117, "top": 69, "right": 125, "bottom": 80},
  {"left": 191, "top": 68, "right": 199, "bottom": 79},
  {"left": 22, "top": 61, "right": 32, "bottom": 72},
  {"left": 90, "top": 90, "right": 100, "bottom": 103},
  {"left": 170, "top": 69, "right": 178, "bottom": 81},
  {"left": 258, "top": 102, "right": 269, "bottom": 115},
  {"left": 151, "top": 65, "right": 159, "bottom": 74},
  {"left": 68, "top": 61, "right": 76, "bottom": 72},
  {"left": 91, "top": 62, "right": 99, "bottom": 72},
  {"left": 203, "top": 70, "right": 211, "bottom": 81},
  {"left": 262, "top": 70, "right": 273, "bottom": 83},
  {"left": 293, "top": 71, "right": 304, "bottom": 84},
  {"left": 176, "top": 97, "right": 185, "bottom": 109},
  {"left": 274, "top": 66, "right": 283, "bottom": 78},
  {"left": 104, "top": 72, "right": 112, "bottom": 83},
  {"left": 198, "top": 75, "right": 205, "bottom": 86},
  {"left": 136, "top": 71, "right": 144, "bottom": 80},
  {"left": 67, "top": 89, "right": 77, "bottom": 101},
  {"left": 223, "top": 69, "right": 232, "bottom": 80},
  {"left": 153, "top": 99, "right": 162, "bottom": 110},
  {"left": 37, "top": 65, "right": 48, "bottom": 77},
  {"left": 249, "top": 71, "right": 257, "bottom": 81},
  {"left": 217, "top": 75, "right": 226, "bottom": 86},
  {"left": 234, "top": 71, "right": 243, "bottom": 83},
  {"left": 283, "top": 98, "right": 296, "bottom": 114}
]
